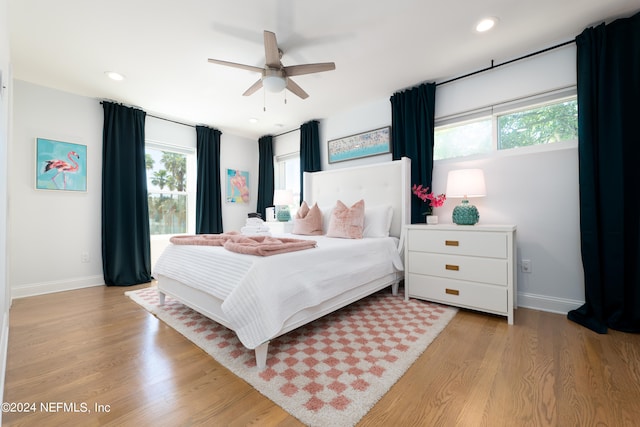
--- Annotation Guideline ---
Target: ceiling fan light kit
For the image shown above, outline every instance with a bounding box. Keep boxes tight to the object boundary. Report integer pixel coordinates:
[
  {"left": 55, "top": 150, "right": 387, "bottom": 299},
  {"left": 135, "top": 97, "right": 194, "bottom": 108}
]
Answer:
[
  {"left": 262, "top": 74, "right": 287, "bottom": 93},
  {"left": 208, "top": 30, "right": 335, "bottom": 100}
]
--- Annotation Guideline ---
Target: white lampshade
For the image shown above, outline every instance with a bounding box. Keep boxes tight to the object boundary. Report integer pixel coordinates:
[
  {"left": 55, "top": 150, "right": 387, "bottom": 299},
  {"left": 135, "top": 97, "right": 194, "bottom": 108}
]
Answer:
[
  {"left": 263, "top": 75, "right": 287, "bottom": 93},
  {"left": 273, "top": 189, "right": 294, "bottom": 206},
  {"left": 446, "top": 169, "right": 487, "bottom": 198}
]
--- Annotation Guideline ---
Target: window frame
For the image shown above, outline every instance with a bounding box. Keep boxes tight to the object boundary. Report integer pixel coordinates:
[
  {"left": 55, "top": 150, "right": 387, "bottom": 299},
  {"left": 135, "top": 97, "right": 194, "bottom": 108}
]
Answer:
[
  {"left": 433, "top": 87, "right": 578, "bottom": 161},
  {"left": 274, "top": 152, "right": 301, "bottom": 207}
]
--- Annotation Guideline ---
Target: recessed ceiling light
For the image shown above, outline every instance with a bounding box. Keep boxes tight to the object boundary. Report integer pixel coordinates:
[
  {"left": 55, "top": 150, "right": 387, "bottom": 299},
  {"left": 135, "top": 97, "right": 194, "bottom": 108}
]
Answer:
[
  {"left": 105, "top": 71, "right": 125, "bottom": 81},
  {"left": 476, "top": 17, "right": 498, "bottom": 33},
  {"left": 248, "top": 117, "right": 258, "bottom": 124}
]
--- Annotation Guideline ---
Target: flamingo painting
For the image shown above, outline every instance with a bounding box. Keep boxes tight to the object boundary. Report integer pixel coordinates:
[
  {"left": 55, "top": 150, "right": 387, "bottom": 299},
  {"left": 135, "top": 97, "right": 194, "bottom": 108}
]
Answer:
[
  {"left": 44, "top": 151, "right": 80, "bottom": 190},
  {"left": 36, "top": 138, "right": 87, "bottom": 191}
]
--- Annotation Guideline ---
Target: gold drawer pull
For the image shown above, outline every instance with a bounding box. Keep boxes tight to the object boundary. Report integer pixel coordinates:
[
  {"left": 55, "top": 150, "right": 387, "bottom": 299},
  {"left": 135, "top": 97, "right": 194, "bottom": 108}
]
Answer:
[
  {"left": 445, "top": 264, "right": 460, "bottom": 271},
  {"left": 446, "top": 288, "right": 460, "bottom": 296},
  {"left": 445, "top": 240, "right": 459, "bottom": 246}
]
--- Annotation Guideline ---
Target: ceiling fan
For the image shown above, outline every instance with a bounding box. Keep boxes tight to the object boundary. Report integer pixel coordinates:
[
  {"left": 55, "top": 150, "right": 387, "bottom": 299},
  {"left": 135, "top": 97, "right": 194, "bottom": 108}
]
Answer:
[{"left": 208, "top": 30, "right": 336, "bottom": 99}]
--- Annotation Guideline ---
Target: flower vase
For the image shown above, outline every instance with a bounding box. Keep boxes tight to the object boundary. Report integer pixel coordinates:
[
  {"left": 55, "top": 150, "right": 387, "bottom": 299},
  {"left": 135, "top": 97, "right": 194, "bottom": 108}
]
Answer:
[{"left": 426, "top": 214, "right": 438, "bottom": 225}]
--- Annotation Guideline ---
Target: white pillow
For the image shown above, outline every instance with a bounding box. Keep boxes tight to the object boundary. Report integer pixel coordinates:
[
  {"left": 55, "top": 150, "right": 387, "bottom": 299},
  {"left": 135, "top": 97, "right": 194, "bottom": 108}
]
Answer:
[
  {"left": 319, "top": 205, "right": 334, "bottom": 234},
  {"left": 363, "top": 205, "right": 393, "bottom": 238}
]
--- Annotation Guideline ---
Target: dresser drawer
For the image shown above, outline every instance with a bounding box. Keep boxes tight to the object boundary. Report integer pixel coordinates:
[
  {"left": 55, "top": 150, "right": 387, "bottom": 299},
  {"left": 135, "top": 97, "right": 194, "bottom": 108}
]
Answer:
[
  {"left": 407, "top": 273, "right": 508, "bottom": 314},
  {"left": 407, "top": 229, "right": 507, "bottom": 258},
  {"left": 408, "top": 252, "right": 508, "bottom": 286}
]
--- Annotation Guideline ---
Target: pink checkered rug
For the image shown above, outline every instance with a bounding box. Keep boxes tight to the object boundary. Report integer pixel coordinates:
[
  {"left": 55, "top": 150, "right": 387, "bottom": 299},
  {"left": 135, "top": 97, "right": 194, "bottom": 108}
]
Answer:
[{"left": 126, "top": 286, "right": 457, "bottom": 427}]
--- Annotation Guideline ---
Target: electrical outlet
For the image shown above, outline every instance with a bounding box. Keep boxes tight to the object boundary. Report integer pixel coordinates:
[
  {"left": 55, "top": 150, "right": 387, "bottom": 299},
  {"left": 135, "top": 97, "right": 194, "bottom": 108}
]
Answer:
[
  {"left": 521, "top": 259, "right": 532, "bottom": 273},
  {"left": 81, "top": 251, "right": 90, "bottom": 263}
]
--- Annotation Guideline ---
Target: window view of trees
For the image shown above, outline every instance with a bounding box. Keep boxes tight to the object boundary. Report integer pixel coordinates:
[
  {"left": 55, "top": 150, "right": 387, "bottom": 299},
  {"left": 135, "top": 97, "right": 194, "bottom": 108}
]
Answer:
[
  {"left": 434, "top": 97, "right": 578, "bottom": 160},
  {"left": 146, "top": 148, "right": 188, "bottom": 235},
  {"left": 498, "top": 99, "right": 578, "bottom": 149}
]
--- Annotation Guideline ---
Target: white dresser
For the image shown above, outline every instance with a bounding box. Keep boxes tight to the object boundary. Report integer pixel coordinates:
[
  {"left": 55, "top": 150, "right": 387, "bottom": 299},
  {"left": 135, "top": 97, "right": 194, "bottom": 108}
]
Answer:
[{"left": 404, "top": 224, "right": 517, "bottom": 324}]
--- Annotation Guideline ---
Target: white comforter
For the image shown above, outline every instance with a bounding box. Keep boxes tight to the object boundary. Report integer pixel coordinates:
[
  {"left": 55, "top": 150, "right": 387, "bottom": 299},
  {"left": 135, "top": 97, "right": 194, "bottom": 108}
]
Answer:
[{"left": 153, "top": 234, "right": 403, "bottom": 349}]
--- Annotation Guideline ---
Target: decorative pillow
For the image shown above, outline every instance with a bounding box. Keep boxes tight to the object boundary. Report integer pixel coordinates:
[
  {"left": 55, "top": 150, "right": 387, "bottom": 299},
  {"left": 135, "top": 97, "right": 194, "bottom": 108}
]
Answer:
[
  {"left": 292, "top": 201, "right": 323, "bottom": 235},
  {"left": 326, "top": 199, "right": 365, "bottom": 239},
  {"left": 363, "top": 205, "right": 393, "bottom": 238}
]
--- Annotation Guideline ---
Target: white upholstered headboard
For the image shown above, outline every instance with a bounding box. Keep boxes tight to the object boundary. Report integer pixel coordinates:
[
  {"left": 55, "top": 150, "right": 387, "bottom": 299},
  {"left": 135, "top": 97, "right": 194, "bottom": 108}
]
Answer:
[{"left": 303, "top": 157, "right": 411, "bottom": 238}]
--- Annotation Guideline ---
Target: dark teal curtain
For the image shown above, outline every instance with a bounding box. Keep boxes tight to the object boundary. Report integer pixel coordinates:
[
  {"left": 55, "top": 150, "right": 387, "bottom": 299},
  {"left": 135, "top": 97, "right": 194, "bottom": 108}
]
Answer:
[
  {"left": 390, "top": 82, "right": 436, "bottom": 224},
  {"left": 300, "top": 120, "right": 321, "bottom": 204},
  {"left": 101, "top": 102, "right": 151, "bottom": 286},
  {"left": 567, "top": 11, "right": 640, "bottom": 333},
  {"left": 256, "top": 135, "right": 274, "bottom": 219},
  {"left": 195, "top": 125, "right": 223, "bottom": 234}
]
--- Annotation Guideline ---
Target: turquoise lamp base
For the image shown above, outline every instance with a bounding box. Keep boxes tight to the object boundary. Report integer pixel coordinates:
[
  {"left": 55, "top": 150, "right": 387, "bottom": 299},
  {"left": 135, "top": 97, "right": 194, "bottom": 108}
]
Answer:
[
  {"left": 276, "top": 206, "right": 291, "bottom": 222},
  {"left": 452, "top": 199, "right": 479, "bottom": 225}
]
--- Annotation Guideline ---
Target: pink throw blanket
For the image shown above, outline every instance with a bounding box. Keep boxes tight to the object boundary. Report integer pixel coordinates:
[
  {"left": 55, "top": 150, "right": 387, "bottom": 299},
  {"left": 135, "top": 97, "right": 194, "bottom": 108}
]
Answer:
[{"left": 170, "top": 232, "right": 317, "bottom": 256}]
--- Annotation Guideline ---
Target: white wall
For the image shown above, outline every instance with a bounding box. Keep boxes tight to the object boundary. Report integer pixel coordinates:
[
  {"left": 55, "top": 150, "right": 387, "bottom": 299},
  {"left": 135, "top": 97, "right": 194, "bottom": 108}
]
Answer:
[
  {"left": 321, "top": 99, "right": 393, "bottom": 170},
  {"left": 220, "top": 132, "right": 259, "bottom": 232},
  {"left": 1, "top": 0, "right": 11, "bottom": 409},
  {"left": 316, "top": 44, "right": 584, "bottom": 314},
  {"left": 276, "top": 97, "right": 392, "bottom": 173},
  {"left": 433, "top": 44, "right": 583, "bottom": 312},
  {"left": 10, "top": 81, "right": 104, "bottom": 298},
  {"left": 10, "top": 81, "right": 257, "bottom": 298}
]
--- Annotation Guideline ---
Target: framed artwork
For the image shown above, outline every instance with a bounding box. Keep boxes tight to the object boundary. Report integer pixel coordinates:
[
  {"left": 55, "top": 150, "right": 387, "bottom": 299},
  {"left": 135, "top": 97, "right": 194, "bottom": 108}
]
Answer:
[
  {"left": 328, "top": 126, "right": 391, "bottom": 163},
  {"left": 226, "top": 168, "right": 250, "bottom": 203},
  {"left": 36, "top": 138, "right": 87, "bottom": 191}
]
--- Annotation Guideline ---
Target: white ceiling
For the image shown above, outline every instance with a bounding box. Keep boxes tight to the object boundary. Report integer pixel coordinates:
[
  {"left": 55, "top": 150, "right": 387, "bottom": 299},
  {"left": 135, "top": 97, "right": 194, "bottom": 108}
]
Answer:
[{"left": 8, "top": 0, "right": 639, "bottom": 140}]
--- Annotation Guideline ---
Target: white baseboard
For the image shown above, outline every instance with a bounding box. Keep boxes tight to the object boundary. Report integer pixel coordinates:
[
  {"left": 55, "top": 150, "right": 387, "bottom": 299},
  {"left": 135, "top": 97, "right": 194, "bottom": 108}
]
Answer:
[
  {"left": 0, "top": 310, "right": 9, "bottom": 424},
  {"left": 517, "top": 292, "right": 584, "bottom": 315},
  {"left": 11, "top": 275, "right": 104, "bottom": 300}
]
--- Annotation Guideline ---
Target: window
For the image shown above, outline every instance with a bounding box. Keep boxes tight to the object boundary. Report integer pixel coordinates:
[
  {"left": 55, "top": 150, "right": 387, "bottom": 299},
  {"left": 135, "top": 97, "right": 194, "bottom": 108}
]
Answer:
[
  {"left": 274, "top": 153, "right": 300, "bottom": 205},
  {"left": 497, "top": 99, "right": 578, "bottom": 149},
  {"left": 146, "top": 144, "right": 195, "bottom": 235},
  {"left": 434, "top": 95, "right": 578, "bottom": 160},
  {"left": 434, "top": 118, "right": 492, "bottom": 160}
]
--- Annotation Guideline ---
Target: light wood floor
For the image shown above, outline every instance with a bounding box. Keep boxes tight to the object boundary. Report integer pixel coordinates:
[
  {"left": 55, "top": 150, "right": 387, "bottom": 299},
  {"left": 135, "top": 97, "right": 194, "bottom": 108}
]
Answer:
[{"left": 3, "top": 284, "right": 640, "bottom": 426}]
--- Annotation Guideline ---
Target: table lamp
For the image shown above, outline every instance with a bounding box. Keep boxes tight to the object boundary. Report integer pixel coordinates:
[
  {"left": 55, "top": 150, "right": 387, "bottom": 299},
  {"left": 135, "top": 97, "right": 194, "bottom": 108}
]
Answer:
[
  {"left": 446, "top": 169, "right": 486, "bottom": 225},
  {"left": 273, "top": 189, "right": 294, "bottom": 222}
]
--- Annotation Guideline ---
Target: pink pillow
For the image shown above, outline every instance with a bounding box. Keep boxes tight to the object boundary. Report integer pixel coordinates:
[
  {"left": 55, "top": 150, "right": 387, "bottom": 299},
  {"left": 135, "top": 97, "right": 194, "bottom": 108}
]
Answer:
[
  {"left": 326, "top": 199, "right": 365, "bottom": 239},
  {"left": 292, "top": 201, "right": 323, "bottom": 235}
]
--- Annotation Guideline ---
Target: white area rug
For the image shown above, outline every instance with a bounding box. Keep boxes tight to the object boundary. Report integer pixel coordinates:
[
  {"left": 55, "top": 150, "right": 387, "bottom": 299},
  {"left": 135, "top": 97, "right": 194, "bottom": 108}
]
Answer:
[{"left": 126, "top": 287, "right": 457, "bottom": 427}]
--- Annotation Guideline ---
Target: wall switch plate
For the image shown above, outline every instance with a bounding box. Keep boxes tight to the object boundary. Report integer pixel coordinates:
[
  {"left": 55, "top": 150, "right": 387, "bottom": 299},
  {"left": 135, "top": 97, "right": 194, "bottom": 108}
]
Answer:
[
  {"left": 521, "top": 259, "right": 532, "bottom": 273},
  {"left": 81, "top": 251, "right": 90, "bottom": 263}
]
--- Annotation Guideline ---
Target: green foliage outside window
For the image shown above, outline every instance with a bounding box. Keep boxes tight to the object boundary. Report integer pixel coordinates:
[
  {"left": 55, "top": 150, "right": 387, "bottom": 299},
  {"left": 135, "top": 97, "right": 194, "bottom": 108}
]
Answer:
[
  {"left": 434, "top": 97, "right": 578, "bottom": 160},
  {"left": 498, "top": 100, "right": 578, "bottom": 149},
  {"left": 146, "top": 149, "right": 188, "bottom": 235}
]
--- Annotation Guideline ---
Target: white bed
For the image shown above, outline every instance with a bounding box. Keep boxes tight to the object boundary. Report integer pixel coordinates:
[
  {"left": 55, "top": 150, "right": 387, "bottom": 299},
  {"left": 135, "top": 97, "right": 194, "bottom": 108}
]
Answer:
[{"left": 155, "top": 157, "right": 411, "bottom": 369}]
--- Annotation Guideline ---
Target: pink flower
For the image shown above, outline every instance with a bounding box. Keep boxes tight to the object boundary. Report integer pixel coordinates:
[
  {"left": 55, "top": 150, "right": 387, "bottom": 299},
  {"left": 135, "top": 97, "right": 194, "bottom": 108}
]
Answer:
[{"left": 412, "top": 184, "right": 446, "bottom": 208}]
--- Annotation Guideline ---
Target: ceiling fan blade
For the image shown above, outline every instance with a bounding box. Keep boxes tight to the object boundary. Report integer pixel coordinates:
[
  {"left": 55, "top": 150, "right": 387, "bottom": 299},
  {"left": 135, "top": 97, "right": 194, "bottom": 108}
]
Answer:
[
  {"left": 286, "top": 78, "right": 309, "bottom": 99},
  {"left": 208, "top": 58, "right": 264, "bottom": 74},
  {"left": 283, "top": 62, "right": 336, "bottom": 77},
  {"left": 242, "top": 79, "right": 263, "bottom": 96},
  {"left": 264, "top": 30, "right": 281, "bottom": 68}
]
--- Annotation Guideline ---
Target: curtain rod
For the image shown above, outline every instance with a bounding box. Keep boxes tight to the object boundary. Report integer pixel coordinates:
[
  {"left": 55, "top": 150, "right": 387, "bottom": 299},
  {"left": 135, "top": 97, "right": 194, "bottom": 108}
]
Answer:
[
  {"left": 274, "top": 127, "right": 300, "bottom": 138},
  {"left": 436, "top": 39, "right": 575, "bottom": 87},
  {"left": 147, "top": 113, "right": 196, "bottom": 128},
  {"left": 99, "top": 100, "right": 201, "bottom": 128}
]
